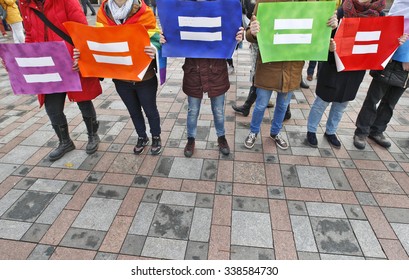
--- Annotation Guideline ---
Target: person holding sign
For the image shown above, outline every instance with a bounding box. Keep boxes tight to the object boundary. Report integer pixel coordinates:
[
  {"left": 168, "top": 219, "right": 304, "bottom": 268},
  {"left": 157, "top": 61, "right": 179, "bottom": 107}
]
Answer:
[
  {"left": 18, "top": 0, "right": 102, "bottom": 161},
  {"left": 305, "top": 0, "right": 401, "bottom": 149},
  {"left": 244, "top": 0, "right": 338, "bottom": 150},
  {"left": 94, "top": 0, "right": 163, "bottom": 155}
]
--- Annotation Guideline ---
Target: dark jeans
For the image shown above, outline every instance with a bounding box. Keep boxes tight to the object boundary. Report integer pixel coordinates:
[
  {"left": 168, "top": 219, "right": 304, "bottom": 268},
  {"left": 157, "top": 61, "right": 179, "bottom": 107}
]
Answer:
[
  {"left": 355, "top": 78, "right": 406, "bottom": 137},
  {"left": 113, "top": 77, "right": 161, "bottom": 138},
  {"left": 44, "top": 93, "right": 96, "bottom": 125},
  {"left": 81, "top": 0, "right": 95, "bottom": 15}
]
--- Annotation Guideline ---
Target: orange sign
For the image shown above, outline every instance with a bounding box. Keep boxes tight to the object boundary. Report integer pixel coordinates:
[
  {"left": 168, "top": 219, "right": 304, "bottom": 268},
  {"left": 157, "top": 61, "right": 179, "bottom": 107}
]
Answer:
[{"left": 64, "top": 22, "right": 152, "bottom": 81}]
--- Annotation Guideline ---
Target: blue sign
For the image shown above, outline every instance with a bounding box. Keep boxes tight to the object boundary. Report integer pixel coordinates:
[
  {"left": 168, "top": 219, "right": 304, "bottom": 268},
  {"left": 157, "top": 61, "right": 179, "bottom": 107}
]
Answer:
[
  {"left": 392, "top": 41, "right": 409, "bottom": 63},
  {"left": 157, "top": 0, "right": 242, "bottom": 59}
]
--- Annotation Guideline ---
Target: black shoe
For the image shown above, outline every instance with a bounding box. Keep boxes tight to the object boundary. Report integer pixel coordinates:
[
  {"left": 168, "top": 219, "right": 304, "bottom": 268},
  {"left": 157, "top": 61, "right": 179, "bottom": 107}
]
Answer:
[
  {"left": 284, "top": 104, "right": 291, "bottom": 121},
  {"left": 306, "top": 132, "right": 318, "bottom": 148},
  {"left": 300, "top": 79, "right": 309, "bottom": 89},
  {"left": 184, "top": 137, "right": 195, "bottom": 157},
  {"left": 134, "top": 136, "right": 149, "bottom": 154},
  {"left": 368, "top": 133, "right": 391, "bottom": 148},
  {"left": 151, "top": 136, "right": 162, "bottom": 155},
  {"left": 217, "top": 135, "right": 230, "bottom": 155},
  {"left": 267, "top": 101, "right": 275, "bottom": 108},
  {"left": 49, "top": 124, "right": 75, "bottom": 161},
  {"left": 83, "top": 117, "right": 100, "bottom": 154},
  {"left": 232, "top": 104, "right": 250, "bottom": 117},
  {"left": 91, "top": 12, "right": 96, "bottom": 16},
  {"left": 324, "top": 133, "right": 341, "bottom": 149}
]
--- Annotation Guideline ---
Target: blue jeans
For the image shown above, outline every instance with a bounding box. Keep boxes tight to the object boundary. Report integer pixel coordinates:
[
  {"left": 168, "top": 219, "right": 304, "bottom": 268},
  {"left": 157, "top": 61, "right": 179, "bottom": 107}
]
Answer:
[
  {"left": 187, "top": 94, "right": 225, "bottom": 138},
  {"left": 307, "top": 96, "right": 348, "bottom": 135},
  {"left": 113, "top": 77, "right": 161, "bottom": 138},
  {"left": 250, "top": 88, "right": 292, "bottom": 135},
  {"left": 307, "top": 61, "right": 317, "bottom": 76}
]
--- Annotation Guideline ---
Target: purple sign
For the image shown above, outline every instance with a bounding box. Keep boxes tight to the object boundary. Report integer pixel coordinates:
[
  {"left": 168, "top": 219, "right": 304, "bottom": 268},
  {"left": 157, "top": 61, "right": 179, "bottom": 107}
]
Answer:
[{"left": 0, "top": 41, "right": 82, "bottom": 95}]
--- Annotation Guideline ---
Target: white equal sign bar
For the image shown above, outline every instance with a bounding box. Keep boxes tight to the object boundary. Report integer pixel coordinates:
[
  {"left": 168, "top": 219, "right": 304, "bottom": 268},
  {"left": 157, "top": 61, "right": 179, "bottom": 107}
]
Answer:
[
  {"left": 15, "top": 56, "right": 55, "bottom": 67},
  {"left": 273, "top": 18, "right": 314, "bottom": 45},
  {"left": 23, "top": 73, "right": 62, "bottom": 83},
  {"left": 178, "top": 16, "right": 222, "bottom": 41},
  {"left": 87, "top": 40, "right": 133, "bottom": 65},
  {"left": 352, "top": 31, "right": 381, "bottom": 54}
]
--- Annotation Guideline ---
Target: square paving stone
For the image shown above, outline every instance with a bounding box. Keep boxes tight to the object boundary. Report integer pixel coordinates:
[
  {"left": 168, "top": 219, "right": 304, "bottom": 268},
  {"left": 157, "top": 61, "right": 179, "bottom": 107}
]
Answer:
[
  {"left": 60, "top": 182, "right": 81, "bottom": 195},
  {"left": 355, "top": 192, "right": 377, "bottom": 206},
  {"left": 264, "top": 154, "right": 279, "bottom": 164},
  {"left": 319, "top": 148, "right": 336, "bottom": 158},
  {"left": 50, "top": 150, "right": 88, "bottom": 169},
  {"left": 288, "top": 201, "right": 308, "bottom": 216},
  {"left": 36, "top": 194, "right": 71, "bottom": 224},
  {"left": 108, "top": 153, "right": 143, "bottom": 174},
  {"left": 79, "top": 152, "right": 104, "bottom": 171},
  {"left": 291, "top": 215, "right": 317, "bottom": 252},
  {"left": 189, "top": 208, "right": 212, "bottom": 242},
  {"left": 215, "top": 182, "right": 232, "bottom": 195},
  {"left": 327, "top": 168, "right": 351, "bottom": 190},
  {"left": 306, "top": 202, "right": 347, "bottom": 218},
  {"left": 391, "top": 223, "right": 409, "bottom": 255},
  {"left": 168, "top": 158, "right": 203, "bottom": 180},
  {"left": 12, "top": 165, "right": 34, "bottom": 177},
  {"left": 92, "top": 185, "right": 128, "bottom": 200},
  {"left": 0, "top": 220, "right": 32, "bottom": 240},
  {"left": 21, "top": 131, "right": 55, "bottom": 146},
  {"left": 3, "top": 191, "right": 55, "bottom": 222},
  {"left": 60, "top": 228, "right": 106, "bottom": 250},
  {"left": 349, "top": 220, "right": 385, "bottom": 258},
  {"left": 148, "top": 204, "right": 194, "bottom": 240},
  {"left": 0, "top": 189, "right": 25, "bottom": 216},
  {"left": 195, "top": 194, "right": 214, "bottom": 208},
  {"left": 13, "top": 178, "right": 37, "bottom": 190},
  {"left": 28, "top": 244, "right": 55, "bottom": 260},
  {"left": 120, "top": 234, "right": 147, "bottom": 256},
  {"left": 159, "top": 191, "right": 196, "bottom": 207},
  {"left": 267, "top": 186, "right": 286, "bottom": 199},
  {"left": 72, "top": 197, "right": 122, "bottom": 231},
  {"left": 310, "top": 217, "right": 362, "bottom": 256},
  {"left": 85, "top": 171, "right": 104, "bottom": 184},
  {"left": 231, "top": 211, "right": 273, "bottom": 248},
  {"left": 0, "top": 163, "right": 17, "bottom": 184},
  {"left": 129, "top": 202, "right": 158, "bottom": 236},
  {"left": 0, "top": 146, "right": 39, "bottom": 165},
  {"left": 21, "top": 223, "right": 50, "bottom": 243},
  {"left": 153, "top": 157, "right": 174, "bottom": 177},
  {"left": 201, "top": 159, "right": 218, "bottom": 180},
  {"left": 185, "top": 241, "right": 208, "bottom": 260},
  {"left": 234, "top": 162, "right": 266, "bottom": 185},
  {"left": 360, "top": 170, "right": 404, "bottom": 194},
  {"left": 233, "top": 196, "right": 269, "bottom": 213},
  {"left": 382, "top": 208, "right": 409, "bottom": 224},
  {"left": 297, "top": 166, "right": 334, "bottom": 189},
  {"left": 343, "top": 204, "right": 367, "bottom": 220},
  {"left": 131, "top": 175, "right": 150, "bottom": 188},
  {"left": 230, "top": 245, "right": 275, "bottom": 260},
  {"left": 339, "top": 159, "right": 356, "bottom": 169},
  {"left": 29, "top": 179, "right": 66, "bottom": 193},
  {"left": 142, "top": 190, "right": 162, "bottom": 203},
  {"left": 142, "top": 237, "right": 187, "bottom": 260},
  {"left": 95, "top": 252, "right": 118, "bottom": 260},
  {"left": 280, "top": 165, "right": 300, "bottom": 187}
]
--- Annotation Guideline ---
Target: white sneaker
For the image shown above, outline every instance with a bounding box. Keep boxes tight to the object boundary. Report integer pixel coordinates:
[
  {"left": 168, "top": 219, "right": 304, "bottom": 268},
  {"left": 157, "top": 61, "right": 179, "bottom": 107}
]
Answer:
[{"left": 244, "top": 132, "right": 257, "bottom": 149}]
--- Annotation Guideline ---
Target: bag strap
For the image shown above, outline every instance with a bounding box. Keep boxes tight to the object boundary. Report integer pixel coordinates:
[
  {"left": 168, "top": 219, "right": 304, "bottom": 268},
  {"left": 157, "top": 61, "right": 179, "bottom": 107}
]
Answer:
[{"left": 31, "top": 8, "right": 74, "bottom": 46}]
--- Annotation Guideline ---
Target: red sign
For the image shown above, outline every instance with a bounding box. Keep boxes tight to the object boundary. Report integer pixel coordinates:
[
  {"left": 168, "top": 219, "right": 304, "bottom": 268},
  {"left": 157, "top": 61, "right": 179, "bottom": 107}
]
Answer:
[{"left": 334, "top": 16, "right": 404, "bottom": 71}]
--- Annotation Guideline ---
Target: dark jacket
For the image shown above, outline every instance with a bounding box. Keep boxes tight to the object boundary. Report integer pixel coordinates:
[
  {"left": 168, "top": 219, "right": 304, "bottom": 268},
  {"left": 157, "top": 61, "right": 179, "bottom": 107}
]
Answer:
[{"left": 182, "top": 58, "right": 230, "bottom": 98}]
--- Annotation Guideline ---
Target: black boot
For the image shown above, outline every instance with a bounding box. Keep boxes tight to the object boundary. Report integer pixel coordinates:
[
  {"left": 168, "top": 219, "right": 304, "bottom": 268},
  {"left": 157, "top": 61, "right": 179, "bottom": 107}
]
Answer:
[
  {"left": 49, "top": 124, "right": 75, "bottom": 161},
  {"left": 232, "top": 85, "right": 257, "bottom": 116},
  {"left": 83, "top": 117, "right": 100, "bottom": 154},
  {"left": 284, "top": 104, "right": 291, "bottom": 120}
]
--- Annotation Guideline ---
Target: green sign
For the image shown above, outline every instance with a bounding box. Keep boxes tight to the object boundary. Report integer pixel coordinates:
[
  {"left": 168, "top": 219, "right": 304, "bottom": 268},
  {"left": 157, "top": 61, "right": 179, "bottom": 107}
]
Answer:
[{"left": 257, "top": 1, "right": 336, "bottom": 62}]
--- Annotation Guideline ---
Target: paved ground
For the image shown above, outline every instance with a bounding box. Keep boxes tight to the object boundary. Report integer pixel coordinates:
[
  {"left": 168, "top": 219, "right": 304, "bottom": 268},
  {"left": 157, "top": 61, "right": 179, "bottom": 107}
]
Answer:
[{"left": 1, "top": 13, "right": 409, "bottom": 260}]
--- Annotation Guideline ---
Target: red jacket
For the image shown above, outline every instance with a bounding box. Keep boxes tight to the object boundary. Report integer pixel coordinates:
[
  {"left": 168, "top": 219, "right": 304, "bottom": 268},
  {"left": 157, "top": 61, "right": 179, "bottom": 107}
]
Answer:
[{"left": 19, "top": 0, "right": 101, "bottom": 107}]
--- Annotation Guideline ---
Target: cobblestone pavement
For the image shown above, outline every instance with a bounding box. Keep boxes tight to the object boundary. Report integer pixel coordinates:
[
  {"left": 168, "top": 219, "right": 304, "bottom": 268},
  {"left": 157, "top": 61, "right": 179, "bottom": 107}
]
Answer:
[{"left": 1, "top": 13, "right": 409, "bottom": 260}]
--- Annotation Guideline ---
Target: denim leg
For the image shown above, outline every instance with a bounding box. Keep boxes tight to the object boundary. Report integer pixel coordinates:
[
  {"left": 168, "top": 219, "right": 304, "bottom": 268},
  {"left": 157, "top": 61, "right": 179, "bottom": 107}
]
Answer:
[
  {"left": 307, "top": 96, "right": 329, "bottom": 133},
  {"left": 44, "top": 93, "right": 67, "bottom": 125},
  {"left": 370, "top": 86, "right": 406, "bottom": 135},
  {"left": 210, "top": 94, "right": 226, "bottom": 137},
  {"left": 307, "top": 61, "right": 317, "bottom": 76},
  {"left": 270, "top": 91, "right": 293, "bottom": 135},
  {"left": 187, "top": 96, "right": 201, "bottom": 138},
  {"left": 77, "top": 101, "right": 96, "bottom": 119},
  {"left": 250, "top": 88, "right": 273, "bottom": 134},
  {"left": 326, "top": 101, "right": 348, "bottom": 135}
]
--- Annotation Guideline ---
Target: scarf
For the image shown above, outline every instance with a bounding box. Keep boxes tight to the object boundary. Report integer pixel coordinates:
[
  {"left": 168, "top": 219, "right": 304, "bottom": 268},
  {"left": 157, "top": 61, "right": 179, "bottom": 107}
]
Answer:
[
  {"left": 343, "top": 0, "right": 386, "bottom": 18},
  {"left": 108, "top": 0, "right": 134, "bottom": 24}
]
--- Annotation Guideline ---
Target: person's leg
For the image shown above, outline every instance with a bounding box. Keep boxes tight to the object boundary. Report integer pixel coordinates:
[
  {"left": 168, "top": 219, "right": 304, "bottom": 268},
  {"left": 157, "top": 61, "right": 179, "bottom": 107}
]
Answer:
[
  {"left": 185, "top": 96, "right": 201, "bottom": 157},
  {"left": 232, "top": 85, "right": 257, "bottom": 116},
  {"left": 10, "top": 22, "right": 25, "bottom": 43},
  {"left": 270, "top": 91, "right": 292, "bottom": 149},
  {"left": 80, "top": 0, "right": 87, "bottom": 15},
  {"left": 306, "top": 96, "right": 329, "bottom": 147},
  {"left": 324, "top": 101, "right": 348, "bottom": 148},
  {"left": 45, "top": 93, "right": 76, "bottom": 161},
  {"left": 77, "top": 100, "right": 99, "bottom": 154},
  {"left": 211, "top": 94, "right": 230, "bottom": 155},
  {"left": 86, "top": 0, "right": 96, "bottom": 15},
  {"left": 307, "top": 61, "right": 317, "bottom": 80}
]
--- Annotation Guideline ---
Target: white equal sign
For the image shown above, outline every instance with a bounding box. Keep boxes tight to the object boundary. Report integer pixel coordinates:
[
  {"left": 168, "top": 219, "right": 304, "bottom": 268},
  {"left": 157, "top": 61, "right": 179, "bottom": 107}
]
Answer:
[
  {"left": 352, "top": 31, "right": 381, "bottom": 54},
  {"left": 15, "top": 56, "right": 62, "bottom": 83},
  {"left": 178, "top": 16, "right": 222, "bottom": 41},
  {"left": 273, "top": 18, "right": 314, "bottom": 45},
  {"left": 87, "top": 41, "right": 132, "bottom": 65}
]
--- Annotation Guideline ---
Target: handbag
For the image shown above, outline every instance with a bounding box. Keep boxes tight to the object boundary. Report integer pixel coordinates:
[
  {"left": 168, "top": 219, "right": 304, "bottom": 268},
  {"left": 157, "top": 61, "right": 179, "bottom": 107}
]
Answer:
[{"left": 369, "top": 60, "right": 409, "bottom": 88}]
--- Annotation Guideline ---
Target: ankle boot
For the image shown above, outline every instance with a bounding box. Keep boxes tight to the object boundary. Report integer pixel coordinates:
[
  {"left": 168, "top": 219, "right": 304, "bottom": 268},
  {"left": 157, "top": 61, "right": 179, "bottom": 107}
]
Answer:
[
  {"left": 83, "top": 117, "right": 100, "bottom": 154},
  {"left": 49, "top": 124, "right": 75, "bottom": 161},
  {"left": 232, "top": 86, "right": 257, "bottom": 116}
]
